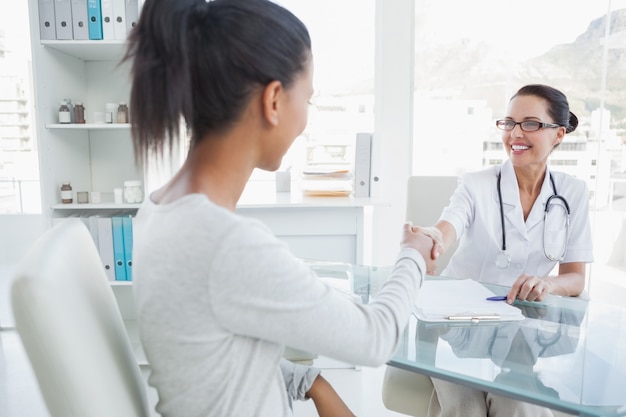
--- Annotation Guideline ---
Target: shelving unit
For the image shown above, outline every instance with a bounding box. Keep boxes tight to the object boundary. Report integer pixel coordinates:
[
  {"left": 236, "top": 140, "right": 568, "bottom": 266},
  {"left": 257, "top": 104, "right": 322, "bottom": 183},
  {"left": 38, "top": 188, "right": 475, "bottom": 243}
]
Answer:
[
  {"left": 26, "top": 2, "right": 146, "bottom": 363},
  {"left": 27, "top": 3, "right": 141, "bottom": 226}
]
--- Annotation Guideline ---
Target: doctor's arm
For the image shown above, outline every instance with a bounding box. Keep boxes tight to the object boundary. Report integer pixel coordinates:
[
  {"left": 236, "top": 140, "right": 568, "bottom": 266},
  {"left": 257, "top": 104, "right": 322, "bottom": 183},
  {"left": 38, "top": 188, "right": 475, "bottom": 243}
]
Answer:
[{"left": 507, "top": 261, "right": 586, "bottom": 302}]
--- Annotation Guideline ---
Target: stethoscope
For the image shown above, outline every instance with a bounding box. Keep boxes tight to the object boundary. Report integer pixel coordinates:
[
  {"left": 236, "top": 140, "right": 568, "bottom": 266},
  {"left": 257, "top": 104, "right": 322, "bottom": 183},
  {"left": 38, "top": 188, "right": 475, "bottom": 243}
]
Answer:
[{"left": 495, "top": 171, "right": 571, "bottom": 269}]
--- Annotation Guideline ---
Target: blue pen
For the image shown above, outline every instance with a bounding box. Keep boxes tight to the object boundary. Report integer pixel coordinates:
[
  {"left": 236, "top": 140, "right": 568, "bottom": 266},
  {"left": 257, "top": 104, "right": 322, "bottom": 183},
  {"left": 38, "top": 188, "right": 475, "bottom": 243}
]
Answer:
[{"left": 486, "top": 295, "right": 507, "bottom": 301}]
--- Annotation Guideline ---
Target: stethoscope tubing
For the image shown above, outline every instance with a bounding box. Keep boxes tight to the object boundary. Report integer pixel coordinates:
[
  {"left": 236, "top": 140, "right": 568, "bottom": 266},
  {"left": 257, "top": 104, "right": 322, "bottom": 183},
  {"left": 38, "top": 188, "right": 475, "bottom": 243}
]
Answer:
[{"left": 496, "top": 171, "right": 571, "bottom": 267}]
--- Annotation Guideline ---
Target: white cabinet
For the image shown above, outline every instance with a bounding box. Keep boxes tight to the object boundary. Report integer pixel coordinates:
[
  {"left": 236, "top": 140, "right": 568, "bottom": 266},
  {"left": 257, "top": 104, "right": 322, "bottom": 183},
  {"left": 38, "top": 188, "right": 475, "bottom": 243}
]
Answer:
[
  {"left": 26, "top": 4, "right": 141, "bottom": 225},
  {"left": 27, "top": 2, "right": 145, "bottom": 364},
  {"left": 237, "top": 182, "right": 377, "bottom": 264}
]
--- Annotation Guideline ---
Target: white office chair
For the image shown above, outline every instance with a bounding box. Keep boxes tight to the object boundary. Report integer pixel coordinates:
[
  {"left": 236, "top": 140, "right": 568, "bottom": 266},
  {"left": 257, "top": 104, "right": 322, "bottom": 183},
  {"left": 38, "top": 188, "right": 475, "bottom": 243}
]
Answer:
[
  {"left": 10, "top": 220, "right": 151, "bottom": 417},
  {"left": 381, "top": 176, "right": 573, "bottom": 417}
]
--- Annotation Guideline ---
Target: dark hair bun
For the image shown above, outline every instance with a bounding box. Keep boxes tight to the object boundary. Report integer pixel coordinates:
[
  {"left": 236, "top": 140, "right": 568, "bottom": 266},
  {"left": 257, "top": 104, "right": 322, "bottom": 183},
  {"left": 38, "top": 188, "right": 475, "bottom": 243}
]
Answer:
[{"left": 566, "top": 111, "right": 578, "bottom": 134}]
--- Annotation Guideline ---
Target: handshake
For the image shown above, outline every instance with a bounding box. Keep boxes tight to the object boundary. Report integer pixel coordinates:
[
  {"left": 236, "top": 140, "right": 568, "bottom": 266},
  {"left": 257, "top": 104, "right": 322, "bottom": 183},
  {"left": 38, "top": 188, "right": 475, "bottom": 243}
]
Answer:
[{"left": 401, "top": 222, "right": 444, "bottom": 275}]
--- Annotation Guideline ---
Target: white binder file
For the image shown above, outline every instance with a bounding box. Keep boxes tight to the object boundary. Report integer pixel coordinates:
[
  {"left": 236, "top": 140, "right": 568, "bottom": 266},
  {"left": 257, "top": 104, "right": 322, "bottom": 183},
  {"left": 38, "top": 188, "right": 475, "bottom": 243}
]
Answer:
[
  {"left": 38, "top": 0, "right": 57, "bottom": 40},
  {"left": 124, "top": 0, "right": 140, "bottom": 34},
  {"left": 54, "top": 0, "right": 73, "bottom": 39},
  {"left": 354, "top": 132, "right": 372, "bottom": 198},
  {"left": 70, "top": 0, "right": 89, "bottom": 39},
  {"left": 97, "top": 217, "right": 115, "bottom": 281},
  {"left": 100, "top": 0, "right": 115, "bottom": 39},
  {"left": 111, "top": 0, "right": 127, "bottom": 39}
]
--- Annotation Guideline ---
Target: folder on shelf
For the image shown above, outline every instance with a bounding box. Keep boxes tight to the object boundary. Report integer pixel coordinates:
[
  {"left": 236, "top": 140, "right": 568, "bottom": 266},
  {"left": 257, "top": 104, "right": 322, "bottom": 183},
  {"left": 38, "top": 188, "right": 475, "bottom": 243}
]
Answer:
[
  {"left": 87, "top": 0, "right": 103, "bottom": 40},
  {"left": 121, "top": 216, "right": 133, "bottom": 281},
  {"left": 97, "top": 217, "right": 115, "bottom": 281},
  {"left": 124, "top": 0, "right": 140, "bottom": 34},
  {"left": 100, "top": 0, "right": 115, "bottom": 40},
  {"left": 413, "top": 279, "right": 525, "bottom": 323},
  {"left": 70, "top": 0, "right": 89, "bottom": 40},
  {"left": 111, "top": 216, "right": 127, "bottom": 281},
  {"left": 38, "top": 0, "right": 57, "bottom": 40},
  {"left": 111, "top": 0, "right": 127, "bottom": 40},
  {"left": 54, "top": 0, "right": 73, "bottom": 39}
]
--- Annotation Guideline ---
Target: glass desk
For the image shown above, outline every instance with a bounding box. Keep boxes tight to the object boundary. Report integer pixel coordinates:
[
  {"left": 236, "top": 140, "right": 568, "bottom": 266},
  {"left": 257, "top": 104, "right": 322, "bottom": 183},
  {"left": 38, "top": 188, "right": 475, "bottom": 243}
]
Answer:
[{"left": 308, "top": 261, "right": 626, "bottom": 417}]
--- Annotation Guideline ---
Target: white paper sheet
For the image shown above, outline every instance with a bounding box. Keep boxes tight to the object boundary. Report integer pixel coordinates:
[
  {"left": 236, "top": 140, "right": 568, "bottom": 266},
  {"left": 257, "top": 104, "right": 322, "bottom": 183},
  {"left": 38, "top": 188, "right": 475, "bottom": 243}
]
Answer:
[{"left": 414, "top": 279, "right": 525, "bottom": 322}]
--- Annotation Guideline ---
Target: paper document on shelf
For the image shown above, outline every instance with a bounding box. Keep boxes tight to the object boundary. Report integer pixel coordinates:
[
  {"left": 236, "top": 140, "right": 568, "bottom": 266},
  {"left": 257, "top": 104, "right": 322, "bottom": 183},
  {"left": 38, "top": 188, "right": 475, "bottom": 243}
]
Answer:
[{"left": 414, "top": 279, "right": 525, "bottom": 322}]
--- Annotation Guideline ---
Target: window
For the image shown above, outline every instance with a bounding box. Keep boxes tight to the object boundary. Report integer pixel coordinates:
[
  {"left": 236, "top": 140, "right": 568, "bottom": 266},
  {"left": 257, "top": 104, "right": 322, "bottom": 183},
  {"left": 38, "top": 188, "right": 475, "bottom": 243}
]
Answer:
[
  {"left": 0, "top": 2, "right": 38, "bottom": 213},
  {"left": 245, "top": 0, "right": 375, "bottom": 195},
  {"left": 412, "top": 0, "right": 626, "bottom": 303}
]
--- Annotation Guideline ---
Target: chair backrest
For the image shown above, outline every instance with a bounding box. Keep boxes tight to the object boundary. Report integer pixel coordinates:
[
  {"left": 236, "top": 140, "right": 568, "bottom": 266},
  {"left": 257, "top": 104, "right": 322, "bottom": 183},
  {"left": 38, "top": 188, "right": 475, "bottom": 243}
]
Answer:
[
  {"left": 10, "top": 220, "right": 150, "bottom": 417},
  {"left": 406, "top": 176, "right": 459, "bottom": 275}
]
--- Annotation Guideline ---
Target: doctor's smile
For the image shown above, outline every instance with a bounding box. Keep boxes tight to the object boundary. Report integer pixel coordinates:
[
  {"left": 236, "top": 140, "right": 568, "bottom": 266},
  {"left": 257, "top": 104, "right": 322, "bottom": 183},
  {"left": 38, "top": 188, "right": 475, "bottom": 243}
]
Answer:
[{"left": 510, "top": 143, "right": 531, "bottom": 152}]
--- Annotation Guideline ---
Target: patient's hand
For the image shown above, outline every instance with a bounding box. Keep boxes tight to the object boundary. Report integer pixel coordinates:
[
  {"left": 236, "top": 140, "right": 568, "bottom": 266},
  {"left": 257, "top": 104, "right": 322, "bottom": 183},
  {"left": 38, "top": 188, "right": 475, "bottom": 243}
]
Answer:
[
  {"left": 413, "top": 225, "right": 444, "bottom": 274},
  {"left": 401, "top": 222, "right": 438, "bottom": 274}
]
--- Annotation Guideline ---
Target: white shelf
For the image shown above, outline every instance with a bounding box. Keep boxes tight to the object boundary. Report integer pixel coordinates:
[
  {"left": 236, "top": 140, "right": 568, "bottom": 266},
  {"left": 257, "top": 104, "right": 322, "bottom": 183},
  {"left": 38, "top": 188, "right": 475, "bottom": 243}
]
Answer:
[
  {"left": 45, "top": 123, "right": 131, "bottom": 130},
  {"left": 41, "top": 40, "right": 128, "bottom": 61},
  {"left": 111, "top": 281, "right": 133, "bottom": 286},
  {"left": 51, "top": 203, "right": 141, "bottom": 210}
]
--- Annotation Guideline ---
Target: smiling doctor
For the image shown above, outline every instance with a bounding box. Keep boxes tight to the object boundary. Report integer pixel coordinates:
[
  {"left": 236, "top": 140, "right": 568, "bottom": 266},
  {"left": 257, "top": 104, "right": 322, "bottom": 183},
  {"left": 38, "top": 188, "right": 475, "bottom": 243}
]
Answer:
[
  {"left": 421, "top": 83, "right": 594, "bottom": 303},
  {"left": 413, "top": 83, "right": 594, "bottom": 417}
]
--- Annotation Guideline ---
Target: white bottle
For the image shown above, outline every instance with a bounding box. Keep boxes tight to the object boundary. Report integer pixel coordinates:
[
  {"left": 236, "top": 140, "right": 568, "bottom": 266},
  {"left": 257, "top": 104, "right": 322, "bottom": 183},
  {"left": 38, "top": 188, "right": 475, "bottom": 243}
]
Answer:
[{"left": 58, "top": 101, "right": 71, "bottom": 124}]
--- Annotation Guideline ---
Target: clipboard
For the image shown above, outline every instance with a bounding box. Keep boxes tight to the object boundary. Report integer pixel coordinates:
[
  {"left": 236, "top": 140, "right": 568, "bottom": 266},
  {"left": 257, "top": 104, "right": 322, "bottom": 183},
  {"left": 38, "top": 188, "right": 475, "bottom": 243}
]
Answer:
[{"left": 414, "top": 279, "right": 525, "bottom": 323}]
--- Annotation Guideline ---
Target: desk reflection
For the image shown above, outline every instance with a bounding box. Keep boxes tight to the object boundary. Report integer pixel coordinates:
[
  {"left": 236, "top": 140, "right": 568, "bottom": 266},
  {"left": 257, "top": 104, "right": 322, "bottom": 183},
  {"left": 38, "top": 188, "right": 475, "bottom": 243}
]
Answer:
[{"left": 413, "top": 299, "right": 588, "bottom": 399}]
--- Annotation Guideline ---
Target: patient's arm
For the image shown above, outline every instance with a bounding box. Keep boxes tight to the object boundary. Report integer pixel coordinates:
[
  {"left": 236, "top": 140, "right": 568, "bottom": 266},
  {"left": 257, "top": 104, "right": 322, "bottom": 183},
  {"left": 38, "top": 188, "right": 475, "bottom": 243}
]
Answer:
[{"left": 307, "top": 374, "right": 356, "bottom": 417}]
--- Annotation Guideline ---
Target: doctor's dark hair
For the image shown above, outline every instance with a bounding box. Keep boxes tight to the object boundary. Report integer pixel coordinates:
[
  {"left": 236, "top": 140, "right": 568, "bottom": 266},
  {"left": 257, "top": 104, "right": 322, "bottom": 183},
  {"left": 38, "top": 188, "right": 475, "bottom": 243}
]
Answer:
[
  {"left": 123, "top": 0, "right": 311, "bottom": 164},
  {"left": 512, "top": 84, "right": 578, "bottom": 134}
]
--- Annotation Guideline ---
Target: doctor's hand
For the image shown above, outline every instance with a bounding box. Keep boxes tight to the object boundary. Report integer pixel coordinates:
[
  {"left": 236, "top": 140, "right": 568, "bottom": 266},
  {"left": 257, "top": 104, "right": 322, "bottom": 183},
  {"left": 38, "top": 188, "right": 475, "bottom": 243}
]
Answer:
[
  {"left": 412, "top": 225, "right": 444, "bottom": 268},
  {"left": 507, "top": 274, "right": 553, "bottom": 303},
  {"left": 401, "top": 222, "right": 439, "bottom": 275}
]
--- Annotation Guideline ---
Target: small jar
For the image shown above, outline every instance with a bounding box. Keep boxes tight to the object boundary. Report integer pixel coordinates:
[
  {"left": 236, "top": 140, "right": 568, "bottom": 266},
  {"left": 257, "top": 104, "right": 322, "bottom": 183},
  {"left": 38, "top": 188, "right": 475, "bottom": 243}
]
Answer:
[
  {"left": 60, "top": 182, "right": 73, "bottom": 203},
  {"left": 58, "top": 101, "right": 71, "bottom": 124},
  {"left": 74, "top": 101, "right": 85, "bottom": 124},
  {"left": 76, "top": 191, "right": 89, "bottom": 204},
  {"left": 117, "top": 102, "right": 129, "bottom": 124},
  {"left": 123, "top": 180, "right": 143, "bottom": 204}
]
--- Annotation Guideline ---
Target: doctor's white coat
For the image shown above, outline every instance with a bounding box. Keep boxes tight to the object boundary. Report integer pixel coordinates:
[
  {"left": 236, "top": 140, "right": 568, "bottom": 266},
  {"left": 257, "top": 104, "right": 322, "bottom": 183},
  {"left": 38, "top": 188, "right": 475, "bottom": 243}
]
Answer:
[{"left": 440, "top": 160, "right": 594, "bottom": 286}]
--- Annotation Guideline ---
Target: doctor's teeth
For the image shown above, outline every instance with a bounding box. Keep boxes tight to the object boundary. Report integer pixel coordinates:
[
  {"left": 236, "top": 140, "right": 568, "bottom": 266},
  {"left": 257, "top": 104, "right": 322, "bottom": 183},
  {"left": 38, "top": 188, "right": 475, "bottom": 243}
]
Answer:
[{"left": 512, "top": 145, "right": 529, "bottom": 151}]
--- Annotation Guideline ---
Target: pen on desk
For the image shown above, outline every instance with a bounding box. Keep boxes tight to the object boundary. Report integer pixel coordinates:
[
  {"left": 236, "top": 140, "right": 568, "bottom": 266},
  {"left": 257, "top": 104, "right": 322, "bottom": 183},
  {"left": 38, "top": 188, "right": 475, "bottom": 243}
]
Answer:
[{"left": 486, "top": 295, "right": 508, "bottom": 301}]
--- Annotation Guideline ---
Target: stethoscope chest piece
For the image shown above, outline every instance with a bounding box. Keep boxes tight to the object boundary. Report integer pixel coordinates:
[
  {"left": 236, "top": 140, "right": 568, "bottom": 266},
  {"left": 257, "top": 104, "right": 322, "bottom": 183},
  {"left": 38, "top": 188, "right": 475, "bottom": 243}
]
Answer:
[{"left": 495, "top": 251, "right": 511, "bottom": 269}]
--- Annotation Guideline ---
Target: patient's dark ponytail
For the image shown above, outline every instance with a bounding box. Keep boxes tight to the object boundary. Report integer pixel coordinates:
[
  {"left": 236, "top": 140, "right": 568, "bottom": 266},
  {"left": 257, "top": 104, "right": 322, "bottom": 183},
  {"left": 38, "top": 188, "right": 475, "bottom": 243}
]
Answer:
[{"left": 123, "top": 0, "right": 311, "bottom": 165}]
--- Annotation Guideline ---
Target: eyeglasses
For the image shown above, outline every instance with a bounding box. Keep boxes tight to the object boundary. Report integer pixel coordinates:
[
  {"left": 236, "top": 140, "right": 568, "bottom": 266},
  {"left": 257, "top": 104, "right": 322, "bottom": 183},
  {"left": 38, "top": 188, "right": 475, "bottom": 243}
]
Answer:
[{"left": 495, "top": 119, "right": 561, "bottom": 132}]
